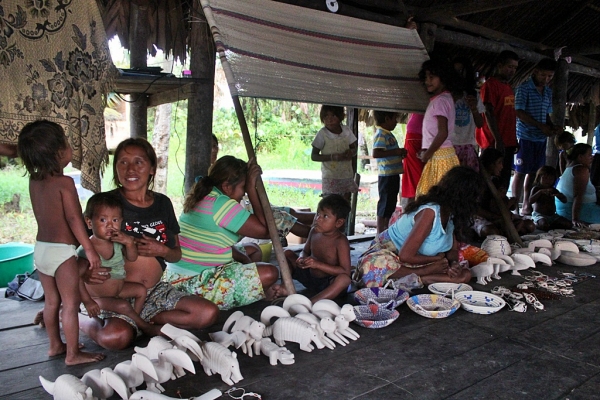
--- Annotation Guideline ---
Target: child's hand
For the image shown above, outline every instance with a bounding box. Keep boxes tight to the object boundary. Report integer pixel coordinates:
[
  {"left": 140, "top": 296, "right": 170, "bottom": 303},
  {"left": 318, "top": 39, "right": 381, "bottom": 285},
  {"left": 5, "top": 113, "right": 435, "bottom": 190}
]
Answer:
[
  {"left": 300, "top": 256, "right": 318, "bottom": 269},
  {"left": 85, "top": 248, "right": 102, "bottom": 270},
  {"left": 110, "top": 230, "right": 134, "bottom": 246},
  {"left": 83, "top": 299, "right": 101, "bottom": 318}
]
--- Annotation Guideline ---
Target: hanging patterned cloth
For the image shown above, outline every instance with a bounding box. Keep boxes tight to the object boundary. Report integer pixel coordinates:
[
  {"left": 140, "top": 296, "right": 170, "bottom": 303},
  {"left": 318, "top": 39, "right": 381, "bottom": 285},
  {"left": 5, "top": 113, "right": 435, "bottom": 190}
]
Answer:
[{"left": 0, "top": 0, "right": 118, "bottom": 192}]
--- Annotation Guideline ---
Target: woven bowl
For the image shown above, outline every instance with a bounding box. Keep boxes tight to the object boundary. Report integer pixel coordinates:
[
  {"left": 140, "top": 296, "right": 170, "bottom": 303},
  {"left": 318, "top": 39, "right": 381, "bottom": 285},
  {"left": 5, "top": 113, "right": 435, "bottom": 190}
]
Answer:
[
  {"left": 455, "top": 291, "right": 506, "bottom": 315},
  {"left": 353, "top": 287, "right": 409, "bottom": 308},
  {"left": 353, "top": 302, "right": 400, "bottom": 329},
  {"left": 406, "top": 294, "right": 460, "bottom": 319},
  {"left": 428, "top": 283, "right": 473, "bottom": 297}
]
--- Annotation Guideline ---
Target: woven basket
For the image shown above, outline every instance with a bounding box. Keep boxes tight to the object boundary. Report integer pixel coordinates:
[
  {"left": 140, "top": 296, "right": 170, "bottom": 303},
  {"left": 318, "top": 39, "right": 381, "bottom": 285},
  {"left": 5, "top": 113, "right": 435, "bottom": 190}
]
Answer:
[
  {"left": 353, "top": 287, "right": 409, "bottom": 308},
  {"left": 353, "top": 300, "right": 400, "bottom": 329},
  {"left": 406, "top": 294, "right": 460, "bottom": 319},
  {"left": 455, "top": 291, "right": 506, "bottom": 314}
]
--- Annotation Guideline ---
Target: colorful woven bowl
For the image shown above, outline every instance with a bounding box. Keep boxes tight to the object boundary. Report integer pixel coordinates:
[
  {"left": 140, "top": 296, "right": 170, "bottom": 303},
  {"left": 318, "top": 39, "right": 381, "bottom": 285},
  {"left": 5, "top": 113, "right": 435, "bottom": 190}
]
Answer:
[
  {"left": 353, "top": 301, "right": 400, "bottom": 329},
  {"left": 454, "top": 291, "right": 506, "bottom": 314},
  {"left": 406, "top": 294, "right": 461, "bottom": 319},
  {"left": 353, "top": 287, "right": 409, "bottom": 308}
]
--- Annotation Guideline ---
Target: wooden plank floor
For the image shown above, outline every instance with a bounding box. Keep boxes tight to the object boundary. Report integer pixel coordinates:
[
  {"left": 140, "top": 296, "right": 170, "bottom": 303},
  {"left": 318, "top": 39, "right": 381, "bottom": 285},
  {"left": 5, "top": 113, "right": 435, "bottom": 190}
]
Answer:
[{"left": 1, "top": 238, "right": 599, "bottom": 399}]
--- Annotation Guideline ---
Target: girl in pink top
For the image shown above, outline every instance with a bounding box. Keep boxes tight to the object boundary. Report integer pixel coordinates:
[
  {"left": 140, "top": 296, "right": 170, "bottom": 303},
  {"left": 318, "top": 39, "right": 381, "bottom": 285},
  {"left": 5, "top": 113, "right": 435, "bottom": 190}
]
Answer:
[{"left": 416, "top": 59, "right": 460, "bottom": 197}]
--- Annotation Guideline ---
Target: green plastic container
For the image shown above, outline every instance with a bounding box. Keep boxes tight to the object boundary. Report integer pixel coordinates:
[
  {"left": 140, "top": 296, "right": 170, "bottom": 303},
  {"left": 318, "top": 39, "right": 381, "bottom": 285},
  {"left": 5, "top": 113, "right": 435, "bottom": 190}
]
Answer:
[{"left": 0, "top": 242, "right": 35, "bottom": 288}]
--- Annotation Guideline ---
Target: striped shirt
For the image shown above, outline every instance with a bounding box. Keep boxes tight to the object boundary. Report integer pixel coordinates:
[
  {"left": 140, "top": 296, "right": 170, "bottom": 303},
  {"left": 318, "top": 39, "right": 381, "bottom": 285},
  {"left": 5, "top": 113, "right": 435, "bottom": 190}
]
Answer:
[
  {"left": 373, "top": 127, "right": 403, "bottom": 176},
  {"left": 515, "top": 77, "right": 553, "bottom": 142},
  {"left": 176, "top": 188, "right": 250, "bottom": 273}
]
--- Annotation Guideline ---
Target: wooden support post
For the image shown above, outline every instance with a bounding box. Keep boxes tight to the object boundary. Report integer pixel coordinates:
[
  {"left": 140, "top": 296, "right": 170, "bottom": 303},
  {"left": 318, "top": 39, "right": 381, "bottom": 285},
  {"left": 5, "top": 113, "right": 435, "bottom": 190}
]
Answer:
[
  {"left": 346, "top": 107, "right": 359, "bottom": 236},
  {"left": 587, "top": 102, "right": 597, "bottom": 146},
  {"left": 185, "top": 6, "right": 215, "bottom": 193},
  {"left": 129, "top": 3, "right": 148, "bottom": 139},
  {"left": 232, "top": 96, "right": 296, "bottom": 296},
  {"left": 480, "top": 166, "right": 523, "bottom": 247},
  {"left": 549, "top": 58, "right": 569, "bottom": 167}
]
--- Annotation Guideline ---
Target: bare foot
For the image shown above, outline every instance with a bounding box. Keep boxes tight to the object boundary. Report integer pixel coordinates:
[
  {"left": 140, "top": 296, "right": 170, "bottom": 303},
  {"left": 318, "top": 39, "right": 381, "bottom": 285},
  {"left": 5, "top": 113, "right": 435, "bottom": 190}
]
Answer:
[
  {"left": 65, "top": 351, "right": 105, "bottom": 366},
  {"left": 140, "top": 322, "right": 164, "bottom": 337},
  {"left": 48, "top": 342, "right": 85, "bottom": 356},
  {"left": 33, "top": 310, "right": 45, "bottom": 327},
  {"left": 265, "top": 284, "right": 289, "bottom": 300}
]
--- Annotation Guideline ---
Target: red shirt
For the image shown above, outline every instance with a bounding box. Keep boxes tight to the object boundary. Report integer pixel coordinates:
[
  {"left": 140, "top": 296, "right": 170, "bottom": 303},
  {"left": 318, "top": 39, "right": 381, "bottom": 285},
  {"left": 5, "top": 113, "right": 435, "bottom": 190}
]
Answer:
[{"left": 477, "top": 77, "right": 517, "bottom": 148}]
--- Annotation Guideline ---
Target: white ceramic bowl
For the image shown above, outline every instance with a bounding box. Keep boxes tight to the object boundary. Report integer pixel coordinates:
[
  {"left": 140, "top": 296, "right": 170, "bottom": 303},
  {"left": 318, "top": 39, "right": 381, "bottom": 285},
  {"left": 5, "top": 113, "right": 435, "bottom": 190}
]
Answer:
[
  {"left": 406, "top": 294, "right": 460, "bottom": 319},
  {"left": 455, "top": 291, "right": 506, "bottom": 315},
  {"left": 428, "top": 283, "right": 473, "bottom": 297}
]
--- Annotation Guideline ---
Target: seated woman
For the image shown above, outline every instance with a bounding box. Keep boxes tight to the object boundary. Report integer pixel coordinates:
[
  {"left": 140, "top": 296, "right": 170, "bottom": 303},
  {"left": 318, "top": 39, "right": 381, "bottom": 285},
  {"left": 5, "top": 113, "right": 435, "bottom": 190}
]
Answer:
[
  {"left": 355, "top": 166, "right": 481, "bottom": 288},
  {"left": 79, "top": 138, "right": 219, "bottom": 350},
  {"left": 165, "top": 156, "right": 281, "bottom": 310},
  {"left": 472, "top": 148, "right": 535, "bottom": 238},
  {"left": 555, "top": 143, "right": 600, "bottom": 226}
]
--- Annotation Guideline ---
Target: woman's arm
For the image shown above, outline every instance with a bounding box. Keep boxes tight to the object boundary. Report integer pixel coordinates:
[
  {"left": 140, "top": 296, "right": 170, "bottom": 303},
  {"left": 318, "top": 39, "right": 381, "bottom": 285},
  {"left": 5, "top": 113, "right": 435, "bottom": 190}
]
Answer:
[
  {"left": 419, "top": 116, "right": 448, "bottom": 163},
  {"left": 397, "top": 208, "right": 446, "bottom": 264},
  {"left": 135, "top": 234, "right": 182, "bottom": 263},
  {"left": 571, "top": 165, "right": 590, "bottom": 226}
]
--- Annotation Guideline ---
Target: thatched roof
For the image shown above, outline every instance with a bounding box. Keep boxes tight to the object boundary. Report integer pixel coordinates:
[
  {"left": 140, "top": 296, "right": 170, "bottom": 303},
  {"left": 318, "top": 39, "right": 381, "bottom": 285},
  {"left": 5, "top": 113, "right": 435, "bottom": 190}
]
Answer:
[{"left": 97, "top": 0, "right": 600, "bottom": 126}]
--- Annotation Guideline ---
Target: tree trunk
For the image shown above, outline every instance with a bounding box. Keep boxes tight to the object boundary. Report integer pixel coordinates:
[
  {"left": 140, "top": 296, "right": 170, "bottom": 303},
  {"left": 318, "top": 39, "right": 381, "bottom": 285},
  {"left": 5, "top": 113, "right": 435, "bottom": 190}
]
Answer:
[{"left": 152, "top": 104, "right": 172, "bottom": 195}]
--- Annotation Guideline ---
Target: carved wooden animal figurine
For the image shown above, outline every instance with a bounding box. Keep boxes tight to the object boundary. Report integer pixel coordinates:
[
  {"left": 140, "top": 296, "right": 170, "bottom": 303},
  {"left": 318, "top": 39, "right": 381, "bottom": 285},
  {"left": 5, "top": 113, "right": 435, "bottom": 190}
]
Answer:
[
  {"left": 129, "top": 388, "right": 223, "bottom": 400},
  {"left": 294, "top": 312, "right": 336, "bottom": 350},
  {"left": 319, "top": 316, "right": 348, "bottom": 346},
  {"left": 264, "top": 317, "right": 325, "bottom": 352},
  {"left": 114, "top": 353, "right": 158, "bottom": 395},
  {"left": 209, "top": 330, "right": 247, "bottom": 349},
  {"left": 223, "top": 312, "right": 266, "bottom": 357},
  {"left": 200, "top": 342, "right": 243, "bottom": 386},
  {"left": 334, "top": 314, "right": 360, "bottom": 341},
  {"left": 311, "top": 299, "right": 355, "bottom": 322},
  {"left": 39, "top": 374, "right": 95, "bottom": 400},
  {"left": 470, "top": 261, "right": 494, "bottom": 285},
  {"left": 172, "top": 335, "right": 204, "bottom": 364},
  {"left": 81, "top": 368, "right": 129, "bottom": 400},
  {"left": 160, "top": 324, "right": 202, "bottom": 343},
  {"left": 143, "top": 349, "right": 195, "bottom": 393},
  {"left": 257, "top": 337, "right": 295, "bottom": 365},
  {"left": 135, "top": 336, "right": 173, "bottom": 360}
]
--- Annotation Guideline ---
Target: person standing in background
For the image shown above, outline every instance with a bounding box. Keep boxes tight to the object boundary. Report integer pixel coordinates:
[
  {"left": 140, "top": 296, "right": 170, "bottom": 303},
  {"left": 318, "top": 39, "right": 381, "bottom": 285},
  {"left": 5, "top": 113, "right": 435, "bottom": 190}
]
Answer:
[
  {"left": 512, "top": 58, "right": 560, "bottom": 215},
  {"left": 478, "top": 51, "right": 520, "bottom": 190}
]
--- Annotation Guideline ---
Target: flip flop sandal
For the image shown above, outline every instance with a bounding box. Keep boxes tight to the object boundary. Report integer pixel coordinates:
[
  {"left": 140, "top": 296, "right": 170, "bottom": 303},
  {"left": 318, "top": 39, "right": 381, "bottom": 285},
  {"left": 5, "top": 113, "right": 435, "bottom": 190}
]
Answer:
[
  {"left": 508, "top": 292, "right": 524, "bottom": 300},
  {"left": 507, "top": 300, "right": 527, "bottom": 313},
  {"left": 491, "top": 286, "right": 511, "bottom": 296}
]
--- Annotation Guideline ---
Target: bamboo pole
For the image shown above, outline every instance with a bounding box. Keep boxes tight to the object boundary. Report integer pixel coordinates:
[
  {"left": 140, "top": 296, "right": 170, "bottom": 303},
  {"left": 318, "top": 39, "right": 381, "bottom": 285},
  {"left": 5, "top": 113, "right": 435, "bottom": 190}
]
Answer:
[
  {"left": 480, "top": 166, "right": 524, "bottom": 247},
  {"left": 232, "top": 96, "right": 296, "bottom": 296}
]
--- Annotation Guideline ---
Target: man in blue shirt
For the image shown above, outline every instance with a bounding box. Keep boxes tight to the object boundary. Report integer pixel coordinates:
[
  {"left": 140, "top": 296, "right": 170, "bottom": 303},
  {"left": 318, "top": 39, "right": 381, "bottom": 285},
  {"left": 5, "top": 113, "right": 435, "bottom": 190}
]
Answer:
[
  {"left": 591, "top": 124, "right": 600, "bottom": 187},
  {"left": 512, "top": 58, "right": 561, "bottom": 215}
]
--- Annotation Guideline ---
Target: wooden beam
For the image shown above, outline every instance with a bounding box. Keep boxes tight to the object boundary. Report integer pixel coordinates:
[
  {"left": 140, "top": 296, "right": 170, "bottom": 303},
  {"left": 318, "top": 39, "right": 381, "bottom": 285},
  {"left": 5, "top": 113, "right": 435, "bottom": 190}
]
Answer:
[
  {"left": 414, "top": 0, "right": 536, "bottom": 19},
  {"left": 419, "top": 22, "right": 437, "bottom": 53},
  {"left": 147, "top": 83, "right": 197, "bottom": 107},
  {"left": 435, "top": 28, "right": 600, "bottom": 79},
  {"left": 129, "top": 2, "right": 149, "bottom": 139},
  {"left": 565, "top": 44, "right": 600, "bottom": 57},
  {"left": 345, "top": 0, "right": 403, "bottom": 13}
]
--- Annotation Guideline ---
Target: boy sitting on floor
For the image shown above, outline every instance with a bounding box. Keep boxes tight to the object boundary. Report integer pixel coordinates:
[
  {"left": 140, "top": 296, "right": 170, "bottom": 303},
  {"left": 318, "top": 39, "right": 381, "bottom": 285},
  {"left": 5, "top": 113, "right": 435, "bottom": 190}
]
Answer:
[{"left": 284, "top": 194, "right": 352, "bottom": 303}]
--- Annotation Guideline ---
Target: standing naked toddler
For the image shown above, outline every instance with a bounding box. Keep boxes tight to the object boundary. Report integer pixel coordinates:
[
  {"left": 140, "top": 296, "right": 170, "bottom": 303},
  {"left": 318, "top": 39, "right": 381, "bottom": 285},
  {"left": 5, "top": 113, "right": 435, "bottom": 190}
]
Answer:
[{"left": 17, "top": 120, "right": 104, "bottom": 365}]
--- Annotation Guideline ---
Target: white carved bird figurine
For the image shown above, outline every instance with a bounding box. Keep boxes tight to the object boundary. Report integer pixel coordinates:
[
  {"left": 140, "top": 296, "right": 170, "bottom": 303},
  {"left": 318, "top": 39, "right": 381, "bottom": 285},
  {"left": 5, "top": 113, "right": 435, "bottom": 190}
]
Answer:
[
  {"left": 39, "top": 374, "right": 96, "bottom": 400},
  {"left": 113, "top": 353, "right": 158, "bottom": 395},
  {"left": 81, "top": 368, "right": 129, "bottom": 400},
  {"left": 134, "top": 336, "right": 174, "bottom": 360},
  {"left": 143, "top": 348, "right": 195, "bottom": 393}
]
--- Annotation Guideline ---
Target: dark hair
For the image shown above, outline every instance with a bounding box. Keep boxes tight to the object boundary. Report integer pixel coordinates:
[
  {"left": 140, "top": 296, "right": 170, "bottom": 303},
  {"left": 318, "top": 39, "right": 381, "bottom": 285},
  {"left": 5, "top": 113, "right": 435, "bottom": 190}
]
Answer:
[
  {"left": 533, "top": 166, "right": 558, "bottom": 187},
  {"left": 212, "top": 134, "right": 219, "bottom": 147},
  {"left": 404, "top": 166, "right": 484, "bottom": 241},
  {"left": 479, "top": 147, "right": 504, "bottom": 173},
  {"left": 183, "top": 155, "right": 248, "bottom": 213},
  {"left": 17, "top": 120, "right": 68, "bottom": 180},
  {"left": 535, "top": 58, "right": 558, "bottom": 72},
  {"left": 112, "top": 138, "right": 158, "bottom": 190},
  {"left": 452, "top": 56, "right": 477, "bottom": 96},
  {"left": 318, "top": 194, "right": 351, "bottom": 220},
  {"left": 418, "top": 58, "right": 459, "bottom": 94},
  {"left": 553, "top": 131, "right": 576, "bottom": 148},
  {"left": 84, "top": 192, "right": 123, "bottom": 220},
  {"left": 373, "top": 110, "right": 397, "bottom": 126},
  {"left": 567, "top": 143, "right": 592, "bottom": 161},
  {"left": 319, "top": 105, "right": 345, "bottom": 123},
  {"left": 496, "top": 50, "right": 519, "bottom": 66}
]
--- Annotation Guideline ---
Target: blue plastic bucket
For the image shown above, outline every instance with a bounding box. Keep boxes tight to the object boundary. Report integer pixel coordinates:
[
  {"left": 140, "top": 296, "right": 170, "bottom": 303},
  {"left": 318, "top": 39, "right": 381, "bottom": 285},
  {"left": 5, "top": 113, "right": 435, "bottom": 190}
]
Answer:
[{"left": 0, "top": 242, "right": 35, "bottom": 287}]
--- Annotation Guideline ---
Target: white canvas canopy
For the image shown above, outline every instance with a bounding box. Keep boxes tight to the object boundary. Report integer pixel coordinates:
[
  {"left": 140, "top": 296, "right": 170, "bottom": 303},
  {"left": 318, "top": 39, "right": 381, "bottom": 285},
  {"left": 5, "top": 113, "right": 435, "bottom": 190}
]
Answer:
[{"left": 200, "top": 0, "right": 430, "bottom": 112}]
